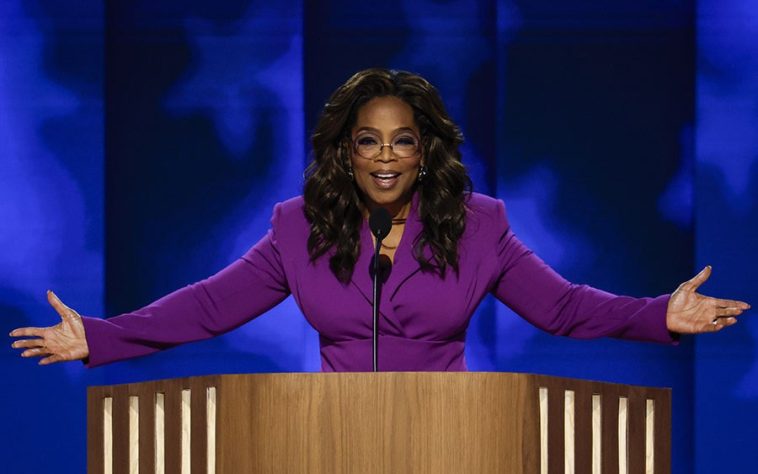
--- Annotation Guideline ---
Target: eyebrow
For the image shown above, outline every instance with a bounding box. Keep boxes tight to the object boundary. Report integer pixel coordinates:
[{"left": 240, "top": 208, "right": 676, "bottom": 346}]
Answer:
[{"left": 354, "top": 126, "right": 418, "bottom": 134}]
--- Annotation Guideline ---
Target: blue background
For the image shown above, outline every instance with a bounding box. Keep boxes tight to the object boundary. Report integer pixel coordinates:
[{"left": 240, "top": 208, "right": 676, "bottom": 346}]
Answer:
[{"left": 1, "top": 1, "right": 755, "bottom": 472}]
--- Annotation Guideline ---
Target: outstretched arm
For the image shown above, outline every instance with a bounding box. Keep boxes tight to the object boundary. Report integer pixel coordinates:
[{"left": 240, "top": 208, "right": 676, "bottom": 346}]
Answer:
[
  {"left": 487, "top": 198, "right": 748, "bottom": 342},
  {"left": 10, "top": 202, "right": 293, "bottom": 367}
]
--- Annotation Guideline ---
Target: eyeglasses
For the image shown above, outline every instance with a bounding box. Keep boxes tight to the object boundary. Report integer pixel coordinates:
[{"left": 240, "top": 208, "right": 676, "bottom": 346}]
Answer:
[{"left": 352, "top": 133, "right": 420, "bottom": 160}]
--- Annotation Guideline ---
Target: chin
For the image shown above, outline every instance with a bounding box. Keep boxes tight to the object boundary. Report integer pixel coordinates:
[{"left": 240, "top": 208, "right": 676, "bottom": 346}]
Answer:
[
  {"left": 355, "top": 174, "right": 417, "bottom": 210},
  {"left": 364, "top": 189, "right": 412, "bottom": 209}
]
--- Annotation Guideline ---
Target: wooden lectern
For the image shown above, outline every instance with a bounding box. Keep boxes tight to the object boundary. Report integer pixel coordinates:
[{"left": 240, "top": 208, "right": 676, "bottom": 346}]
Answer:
[{"left": 87, "top": 373, "right": 670, "bottom": 473}]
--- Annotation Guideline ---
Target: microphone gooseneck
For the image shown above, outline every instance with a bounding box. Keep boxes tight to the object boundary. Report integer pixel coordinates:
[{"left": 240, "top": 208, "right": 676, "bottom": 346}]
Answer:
[{"left": 368, "top": 207, "right": 391, "bottom": 372}]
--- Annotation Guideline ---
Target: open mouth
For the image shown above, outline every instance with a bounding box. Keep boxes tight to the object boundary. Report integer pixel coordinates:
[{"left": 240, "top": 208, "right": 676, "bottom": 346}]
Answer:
[{"left": 370, "top": 171, "right": 401, "bottom": 189}]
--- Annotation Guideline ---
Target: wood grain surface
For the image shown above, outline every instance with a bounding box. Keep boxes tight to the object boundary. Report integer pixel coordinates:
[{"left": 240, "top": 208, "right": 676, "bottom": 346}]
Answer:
[{"left": 87, "top": 372, "right": 670, "bottom": 474}]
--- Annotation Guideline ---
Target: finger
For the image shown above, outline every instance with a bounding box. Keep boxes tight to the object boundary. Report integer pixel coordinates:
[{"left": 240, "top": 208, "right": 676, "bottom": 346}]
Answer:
[
  {"left": 11, "top": 338, "right": 46, "bottom": 349},
  {"left": 21, "top": 347, "right": 50, "bottom": 358},
  {"left": 47, "top": 290, "right": 77, "bottom": 321},
  {"left": 682, "top": 265, "right": 711, "bottom": 292},
  {"left": 715, "top": 307, "right": 745, "bottom": 318},
  {"left": 9, "top": 327, "right": 46, "bottom": 338},
  {"left": 706, "top": 319, "right": 724, "bottom": 332},
  {"left": 711, "top": 298, "right": 751, "bottom": 310},
  {"left": 713, "top": 315, "right": 739, "bottom": 324},
  {"left": 39, "top": 354, "right": 63, "bottom": 365},
  {"left": 705, "top": 316, "right": 740, "bottom": 332}
]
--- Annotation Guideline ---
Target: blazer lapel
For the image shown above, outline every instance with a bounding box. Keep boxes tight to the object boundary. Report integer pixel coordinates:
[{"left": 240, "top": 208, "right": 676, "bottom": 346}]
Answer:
[{"left": 383, "top": 193, "right": 424, "bottom": 301}]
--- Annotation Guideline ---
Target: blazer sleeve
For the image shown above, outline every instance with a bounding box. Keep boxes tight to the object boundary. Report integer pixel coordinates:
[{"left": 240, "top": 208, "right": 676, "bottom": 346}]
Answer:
[
  {"left": 487, "top": 199, "right": 677, "bottom": 344},
  {"left": 81, "top": 203, "right": 292, "bottom": 367}
]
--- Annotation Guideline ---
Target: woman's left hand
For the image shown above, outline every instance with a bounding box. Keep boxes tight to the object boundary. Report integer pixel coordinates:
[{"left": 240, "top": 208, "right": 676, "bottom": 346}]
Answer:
[{"left": 666, "top": 266, "right": 750, "bottom": 334}]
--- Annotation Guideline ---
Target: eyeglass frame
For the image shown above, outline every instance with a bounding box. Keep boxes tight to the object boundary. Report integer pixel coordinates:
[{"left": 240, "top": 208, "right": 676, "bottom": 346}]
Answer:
[{"left": 349, "top": 132, "right": 422, "bottom": 160}]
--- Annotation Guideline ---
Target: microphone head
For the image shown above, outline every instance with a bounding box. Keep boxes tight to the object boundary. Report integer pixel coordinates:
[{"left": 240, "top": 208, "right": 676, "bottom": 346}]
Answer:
[{"left": 369, "top": 207, "right": 392, "bottom": 240}]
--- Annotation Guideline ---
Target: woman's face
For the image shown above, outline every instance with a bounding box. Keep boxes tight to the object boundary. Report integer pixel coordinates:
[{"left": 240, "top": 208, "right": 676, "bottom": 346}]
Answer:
[{"left": 350, "top": 96, "right": 423, "bottom": 217}]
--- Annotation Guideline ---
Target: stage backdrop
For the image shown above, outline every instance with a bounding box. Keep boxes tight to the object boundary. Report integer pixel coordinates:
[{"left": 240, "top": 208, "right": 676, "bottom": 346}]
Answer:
[
  {"left": 1, "top": 1, "right": 755, "bottom": 473},
  {"left": 0, "top": 1, "right": 104, "bottom": 472}
]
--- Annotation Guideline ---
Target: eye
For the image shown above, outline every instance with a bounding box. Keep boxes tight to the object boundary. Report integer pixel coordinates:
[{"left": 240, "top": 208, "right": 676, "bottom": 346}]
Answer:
[
  {"left": 356, "top": 135, "right": 379, "bottom": 146},
  {"left": 393, "top": 135, "right": 417, "bottom": 146}
]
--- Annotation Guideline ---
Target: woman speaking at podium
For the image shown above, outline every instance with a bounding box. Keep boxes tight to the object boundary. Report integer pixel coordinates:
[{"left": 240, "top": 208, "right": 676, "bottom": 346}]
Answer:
[{"left": 10, "top": 69, "right": 750, "bottom": 370}]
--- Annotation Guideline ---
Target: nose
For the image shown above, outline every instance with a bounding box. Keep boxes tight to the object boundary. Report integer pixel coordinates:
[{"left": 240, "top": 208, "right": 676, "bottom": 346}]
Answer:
[{"left": 376, "top": 144, "right": 396, "bottom": 161}]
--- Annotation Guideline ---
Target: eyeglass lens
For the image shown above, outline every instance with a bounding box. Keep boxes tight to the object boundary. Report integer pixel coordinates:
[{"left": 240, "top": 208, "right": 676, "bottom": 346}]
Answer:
[{"left": 354, "top": 134, "right": 418, "bottom": 159}]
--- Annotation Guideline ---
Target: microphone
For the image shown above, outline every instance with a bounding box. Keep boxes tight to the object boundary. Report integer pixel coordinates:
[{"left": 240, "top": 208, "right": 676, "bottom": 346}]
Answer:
[
  {"left": 369, "top": 207, "right": 392, "bottom": 240},
  {"left": 368, "top": 207, "right": 391, "bottom": 372}
]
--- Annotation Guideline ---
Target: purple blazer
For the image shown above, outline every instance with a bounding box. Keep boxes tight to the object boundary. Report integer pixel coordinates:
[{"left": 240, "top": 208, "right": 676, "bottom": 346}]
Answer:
[{"left": 82, "top": 192, "right": 675, "bottom": 371}]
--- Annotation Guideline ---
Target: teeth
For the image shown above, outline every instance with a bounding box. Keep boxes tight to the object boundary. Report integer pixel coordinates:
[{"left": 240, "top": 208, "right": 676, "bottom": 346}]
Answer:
[{"left": 374, "top": 173, "right": 398, "bottom": 178}]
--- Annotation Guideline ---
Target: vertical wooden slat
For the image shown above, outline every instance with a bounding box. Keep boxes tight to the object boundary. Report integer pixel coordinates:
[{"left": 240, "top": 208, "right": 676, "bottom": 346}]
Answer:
[
  {"left": 136, "top": 382, "right": 156, "bottom": 474},
  {"left": 156, "top": 391, "right": 166, "bottom": 474},
  {"left": 592, "top": 394, "right": 602, "bottom": 474},
  {"left": 104, "top": 396, "right": 113, "bottom": 474},
  {"left": 564, "top": 390, "right": 575, "bottom": 474},
  {"left": 619, "top": 397, "right": 629, "bottom": 474},
  {"left": 547, "top": 386, "right": 564, "bottom": 474},
  {"left": 191, "top": 380, "right": 209, "bottom": 473},
  {"left": 645, "top": 399, "right": 655, "bottom": 474},
  {"left": 128, "top": 396, "right": 139, "bottom": 474},
  {"left": 628, "top": 390, "right": 646, "bottom": 474},
  {"left": 574, "top": 385, "right": 593, "bottom": 474},
  {"left": 87, "top": 388, "right": 105, "bottom": 474},
  {"left": 112, "top": 385, "right": 131, "bottom": 474},
  {"left": 164, "top": 382, "right": 183, "bottom": 474},
  {"left": 539, "top": 387, "right": 548, "bottom": 474},
  {"left": 602, "top": 387, "right": 620, "bottom": 474},
  {"left": 214, "top": 380, "right": 228, "bottom": 474},
  {"left": 207, "top": 386, "right": 217, "bottom": 474},
  {"left": 653, "top": 391, "right": 672, "bottom": 474},
  {"left": 181, "top": 389, "right": 192, "bottom": 474}
]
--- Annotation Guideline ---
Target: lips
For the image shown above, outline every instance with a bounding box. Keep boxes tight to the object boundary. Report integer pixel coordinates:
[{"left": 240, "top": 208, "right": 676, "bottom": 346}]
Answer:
[{"left": 370, "top": 171, "right": 401, "bottom": 189}]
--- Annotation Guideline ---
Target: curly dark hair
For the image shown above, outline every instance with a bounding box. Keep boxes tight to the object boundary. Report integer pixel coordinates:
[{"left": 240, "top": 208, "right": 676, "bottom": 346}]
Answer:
[{"left": 304, "top": 68, "right": 472, "bottom": 283}]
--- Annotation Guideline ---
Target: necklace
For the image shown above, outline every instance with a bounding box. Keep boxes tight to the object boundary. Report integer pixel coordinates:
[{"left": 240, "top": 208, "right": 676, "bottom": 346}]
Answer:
[
  {"left": 384, "top": 216, "right": 406, "bottom": 249},
  {"left": 369, "top": 202, "right": 409, "bottom": 251}
]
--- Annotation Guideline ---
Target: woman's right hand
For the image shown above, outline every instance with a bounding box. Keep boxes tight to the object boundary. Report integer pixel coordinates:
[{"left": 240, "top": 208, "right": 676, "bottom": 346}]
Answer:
[{"left": 10, "top": 291, "right": 90, "bottom": 365}]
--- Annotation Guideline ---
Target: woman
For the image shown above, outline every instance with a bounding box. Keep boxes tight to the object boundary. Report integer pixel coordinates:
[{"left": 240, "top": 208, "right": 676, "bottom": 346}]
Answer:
[{"left": 9, "top": 68, "right": 750, "bottom": 370}]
